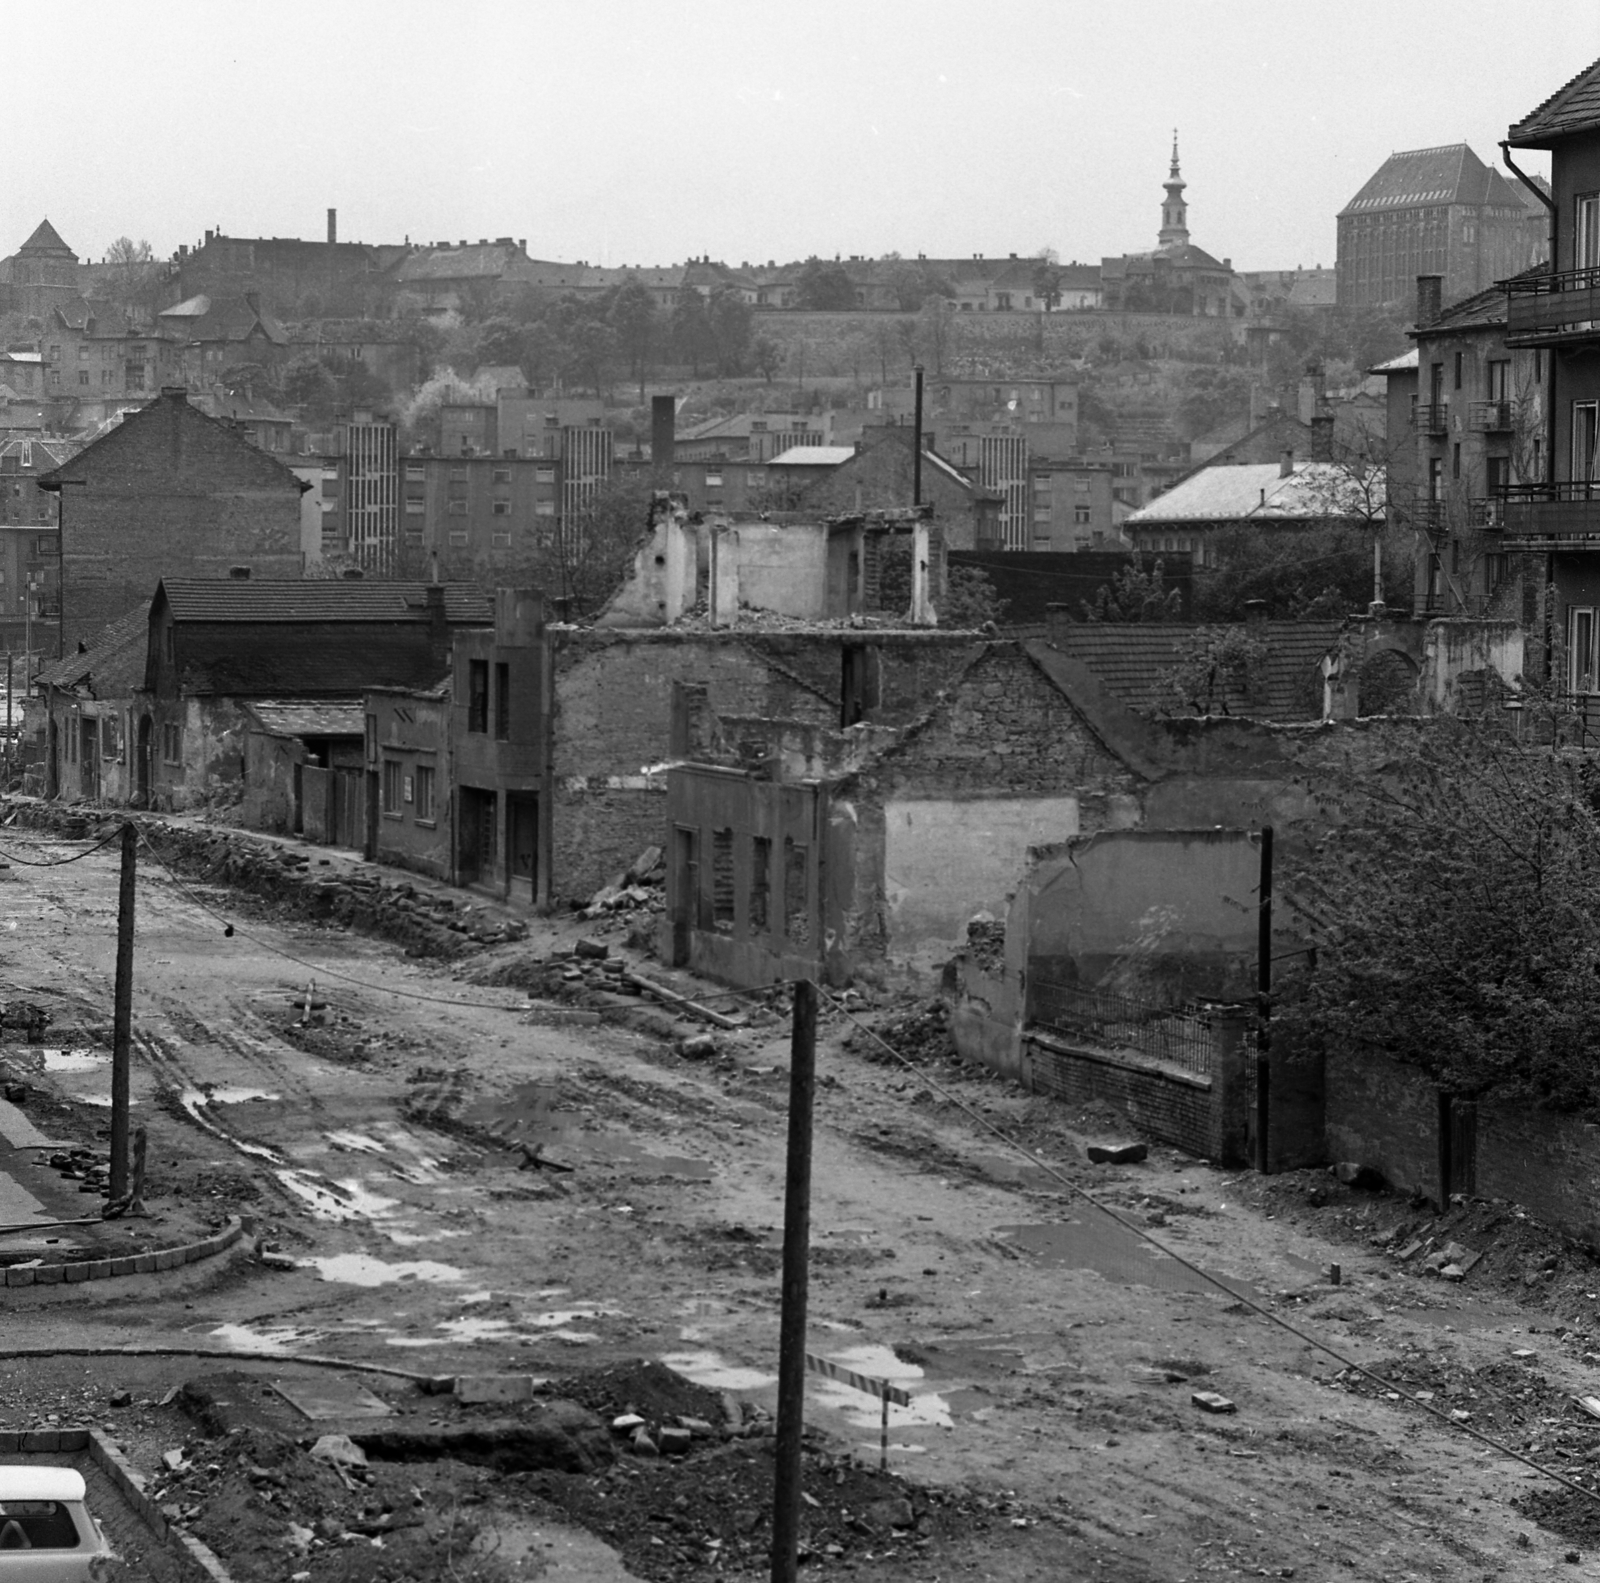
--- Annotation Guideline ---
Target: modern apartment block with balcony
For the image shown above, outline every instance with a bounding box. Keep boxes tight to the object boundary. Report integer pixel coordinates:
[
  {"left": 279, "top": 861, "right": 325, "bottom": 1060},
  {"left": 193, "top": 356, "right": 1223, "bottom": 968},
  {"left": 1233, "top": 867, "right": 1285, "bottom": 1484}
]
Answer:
[
  {"left": 1496, "top": 55, "right": 1600, "bottom": 695},
  {"left": 1404, "top": 274, "right": 1543, "bottom": 617}
]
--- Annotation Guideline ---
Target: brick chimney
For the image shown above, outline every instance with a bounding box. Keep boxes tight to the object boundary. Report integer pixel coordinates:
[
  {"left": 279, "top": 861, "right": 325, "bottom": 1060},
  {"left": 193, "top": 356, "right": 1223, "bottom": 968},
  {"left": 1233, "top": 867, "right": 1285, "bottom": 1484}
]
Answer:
[
  {"left": 1416, "top": 274, "right": 1443, "bottom": 327},
  {"left": 651, "top": 395, "right": 675, "bottom": 469},
  {"left": 1279, "top": 449, "right": 1295, "bottom": 478},
  {"left": 1310, "top": 412, "right": 1335, "bottom": 462},
  {"left": 327, "top": 208, "right": 337, "bottom": 245}
]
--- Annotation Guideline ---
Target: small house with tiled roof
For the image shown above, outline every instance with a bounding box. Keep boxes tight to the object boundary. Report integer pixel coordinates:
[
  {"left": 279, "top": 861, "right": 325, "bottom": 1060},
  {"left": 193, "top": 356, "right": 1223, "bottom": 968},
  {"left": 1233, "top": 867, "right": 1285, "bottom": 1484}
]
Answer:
[{"left": 142, "top": 576, "right": 492, "bottom": 818}]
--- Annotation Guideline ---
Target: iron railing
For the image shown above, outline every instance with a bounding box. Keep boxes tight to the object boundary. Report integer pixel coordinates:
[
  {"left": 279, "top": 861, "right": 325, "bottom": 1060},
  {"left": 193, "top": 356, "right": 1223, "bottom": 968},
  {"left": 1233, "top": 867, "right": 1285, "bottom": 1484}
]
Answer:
[
  {"left": 1414, "top": 403, "right": 1448, "bottom": 434},
  {"left": 1469, "top": 400, "right": 1515, "bottom": 432},
  {"left": 1498, "top": 481, "right": 1600, "bottom": 549},
  {"left": 1028, "top": 979, "right": 1240, "bottom": 1078},
  {"left": 1504, "top": 267, "right": 1600, "bottom": 345}
]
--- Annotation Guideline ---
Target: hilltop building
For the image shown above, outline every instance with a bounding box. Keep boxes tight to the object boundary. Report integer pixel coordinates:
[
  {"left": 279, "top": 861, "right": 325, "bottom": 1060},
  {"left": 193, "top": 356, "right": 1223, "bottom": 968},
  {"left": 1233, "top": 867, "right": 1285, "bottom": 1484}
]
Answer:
[{"left": 1336, "top": 144, "right": 1547, "bottom": 312}]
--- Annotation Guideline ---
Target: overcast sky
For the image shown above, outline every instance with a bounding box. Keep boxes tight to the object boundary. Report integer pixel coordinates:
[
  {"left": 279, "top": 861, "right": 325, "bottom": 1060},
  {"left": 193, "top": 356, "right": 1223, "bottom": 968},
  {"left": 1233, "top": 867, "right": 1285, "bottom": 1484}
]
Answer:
[{"left": 13, "top": 1, "right": 1595, "bottom": 274}]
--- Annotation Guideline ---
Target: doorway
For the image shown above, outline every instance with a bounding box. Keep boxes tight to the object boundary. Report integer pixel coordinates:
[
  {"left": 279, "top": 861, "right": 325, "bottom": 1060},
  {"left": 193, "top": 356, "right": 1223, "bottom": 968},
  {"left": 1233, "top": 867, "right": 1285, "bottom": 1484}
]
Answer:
[
  {"left": 506, "top": 793, "right": 538, "bottom": 904},
  {"left": 136, "top": 715, "right": 152, "bottom": 808},
  {"left": 459, "top": 787, "right": 497, "bottom": 886},
  {"left": 671, "top": 825, "right": 698, "bottom": 967}
]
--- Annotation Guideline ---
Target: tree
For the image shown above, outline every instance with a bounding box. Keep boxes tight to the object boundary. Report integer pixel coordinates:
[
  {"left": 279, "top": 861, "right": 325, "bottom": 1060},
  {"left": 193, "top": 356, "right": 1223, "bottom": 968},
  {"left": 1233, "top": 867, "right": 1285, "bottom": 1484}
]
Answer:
[
  {"left": 1279, "top": 699, "right": 1600, "bottom": 1113},
  {"left": 705, "top": 285, "right": 753, "bottom": 376},
  {"left": 473, "top": 315, "right": 528, "bottom": 371},
  {"left": 670, "top": 290, "right": 710, "bottom": 376},
  {"left": 1157, "top": 624, "right": 1268, "bottom": 716},
  {"left": 941, "top": 565, "right": 1007, "bottom": 628},
  {"left": 280, "top": 354, "right": 339, "bottom": 424},
  {"left": 1032, "top": 254, "right": 1065, "bottom": 312},
  {"left": 555, "top": 476, "right": 656, "bottom": 619},
  {"left": 104, "top": 237, "right": 159, "bottom": 315},
  {"left": 1081, "top": 558, "right": 1184, "bottom": 622},
  {"left": 885, "top": 261, "right": 953, "bottom": 313},
  {"left": 795, "top": 258, "right": 858, "bottom": 311},
  {"left": 1192, "top": 523, "right": 1377, "bottom": 622},
  {"left": 750, "top": 335, "right": 784, "bottom": 385},
  {"left": 608, "top": 278, "right": 659, "bottom": 402}
]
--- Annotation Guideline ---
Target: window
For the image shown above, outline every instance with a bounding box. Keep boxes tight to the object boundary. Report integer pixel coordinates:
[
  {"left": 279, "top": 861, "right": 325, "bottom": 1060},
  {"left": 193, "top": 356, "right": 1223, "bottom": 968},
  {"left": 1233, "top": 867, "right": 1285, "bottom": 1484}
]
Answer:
[
  {"left": 491, "top": 530, "right": 511, "bottom": 548},
  {"left": 78, "top": 346, "right": 88, "bottom": 361},
  {"left": 711, "top": 829, "right": 735, "bottom": 932},
  {"left": 161, "top": 721, "right": 181, "bottom": 764},
  {"left": 705, "top": 472, "right": 723, "bottom": 488},
  {"left": 749, "top": 836, "right": 770, "bottom": 932},
  {"left": 1487, "top": 360, "right": 1510, "bottom": 402},
  {"left": 382, "top": 757, "right": 403, "bottom": 814},
  {"left": 467, "top": 659, "right": 488, "bottom": 733},
  {"left": 492, "top": 501, "right": 510, "bottom": 515},
  {"left": 535, "top": 466, "right": 555, "bottom": 483},
  {"left": 1452, "top": 442, "right": 1461, "bottom": 480},
  {"left": 1428, "top": 456, "right": 1443, "bottom": 502},
  {"left": 1571, "top": 606, "right": 1598, "bottom": 693},
  {"left": 494, "top": 661, "right": 510, "bottom": 739},
  {"left": 1453, "top": 351, "right": 1463, "bottom": 390},
  {"left": 448, "top": 529, "right": 469, "bottom": 546},
  {"left": 1577, "top": 193, "right": 1600, "bottom": 273},
  {"left": 1575, "top": 401, "right": 1600, "bottom": 483},
  {"left": 405, "top": 462, "right": 425, "bottom": 480},
  {"left": 447, "top": 500, "right": 469, "bottom": 515},
  {"left": 783, "top": 839, "right": 810, "bottom": 945},
  {"left": 101, "top": 716, "right": 119, "bottom": 760},
  {"left": 414, "top": 763, "right": 436, "bottom": 822},
  {"left": 534, "top": 500, "right": 555, "bottom": 516},
  {"left": 77, "top": 371, "right": 88, "bottom": 386},
  {"left": 405, "top": 500, "right": 424, "bottom": 514},
  {"left": 1486, "top": 455, "right": 1509, "bottom": 496},
  {"left": 1074, "top": 505, "right": 1092, "bottom": 524},
  {"left": 491, "top": 468, "right": 511, "bottom": 484}
]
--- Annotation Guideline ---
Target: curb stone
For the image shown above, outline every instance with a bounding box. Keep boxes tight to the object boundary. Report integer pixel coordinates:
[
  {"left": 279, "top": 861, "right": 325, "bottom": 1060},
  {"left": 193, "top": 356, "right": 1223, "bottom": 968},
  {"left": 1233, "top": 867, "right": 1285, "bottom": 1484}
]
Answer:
[
  {"left": 0, "top": 1217, "right": 244, "bottom": 1291},
  {"left": 0, "top": 1428, "right": 238, "bottom": 1582}
]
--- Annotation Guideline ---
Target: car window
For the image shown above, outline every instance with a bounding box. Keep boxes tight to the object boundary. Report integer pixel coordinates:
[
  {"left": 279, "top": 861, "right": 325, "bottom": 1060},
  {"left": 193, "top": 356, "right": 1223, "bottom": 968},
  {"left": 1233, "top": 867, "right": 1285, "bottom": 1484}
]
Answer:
[{"left": 0, "top": 1501, "right": 83, "bottom": 1548}]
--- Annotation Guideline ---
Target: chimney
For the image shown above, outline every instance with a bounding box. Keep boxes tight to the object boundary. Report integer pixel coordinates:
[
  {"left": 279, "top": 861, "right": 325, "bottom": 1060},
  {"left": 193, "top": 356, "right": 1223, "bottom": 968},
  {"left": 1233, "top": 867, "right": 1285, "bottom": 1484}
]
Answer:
[
  {"left": 425, "top": 580, "right": 449, "bottom": 662},
  {"left": 341, "top": 566, "right": 364, "bottom": 580},
  {"left": 327, "top": 208, "right": 337, "bottom": 245},
  {"left": 1416, "top": 274, "right": 1443, "bottom": 327},
  {"left": 651, "top": 394, "right": 676, "bottom": 468},
  {"left": 1311, "top": 412, "right": 1335, "bottom": 462},
  {"left": 228, "top": 565, "right": 250, "bottom": 579},
  {"left": 1279, "top": 449, "right": 1295, "bottom": 478}
]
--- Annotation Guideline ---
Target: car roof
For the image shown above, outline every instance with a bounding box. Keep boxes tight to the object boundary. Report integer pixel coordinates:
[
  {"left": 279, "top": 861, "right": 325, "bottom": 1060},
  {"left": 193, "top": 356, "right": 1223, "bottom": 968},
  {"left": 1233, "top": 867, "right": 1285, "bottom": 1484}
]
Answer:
[{"left": 0, "top": 1467, "right": 86, "bottom": 1502}]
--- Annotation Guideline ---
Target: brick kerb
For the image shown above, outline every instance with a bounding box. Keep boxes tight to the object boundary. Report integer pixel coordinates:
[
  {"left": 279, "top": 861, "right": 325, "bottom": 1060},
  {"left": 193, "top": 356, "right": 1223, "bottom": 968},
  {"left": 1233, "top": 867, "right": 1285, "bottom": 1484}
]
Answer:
[
  {"left": 89, "top": 1429, "right": 242, "bottom": 1583},
  {"left": 0, "top": 1217, "right": 243, "bottom": 1291},
  {"left": 1025, "top": 1030, "right": 1212, "bottom": 1093}
]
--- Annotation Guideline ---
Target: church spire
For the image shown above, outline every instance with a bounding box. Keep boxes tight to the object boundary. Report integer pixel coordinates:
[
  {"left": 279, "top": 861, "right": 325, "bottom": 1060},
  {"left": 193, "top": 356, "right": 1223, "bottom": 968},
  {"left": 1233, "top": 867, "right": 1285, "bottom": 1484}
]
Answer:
[{"left": 1159, "top": 129, "right": 1190, "bottom": 250}]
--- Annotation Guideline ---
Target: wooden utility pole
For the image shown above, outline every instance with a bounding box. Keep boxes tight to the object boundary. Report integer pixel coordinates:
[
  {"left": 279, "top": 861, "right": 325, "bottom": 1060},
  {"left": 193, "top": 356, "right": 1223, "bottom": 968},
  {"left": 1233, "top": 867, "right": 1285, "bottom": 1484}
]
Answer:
[
  {"left": 109, "top": 822, "right": 136, "bottom": 1202},
  {"left": 771, "top": 979, "right": 818, "bottom": 1583},
  {"left": 1255, "top": 826, "right": 1274, "bottom": 1176}
]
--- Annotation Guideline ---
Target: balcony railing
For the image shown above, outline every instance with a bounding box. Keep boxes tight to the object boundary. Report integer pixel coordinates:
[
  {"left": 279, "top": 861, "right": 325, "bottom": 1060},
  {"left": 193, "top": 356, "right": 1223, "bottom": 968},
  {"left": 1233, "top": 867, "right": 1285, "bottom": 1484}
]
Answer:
[
  {"left": 1500, "top": 481, "right": 1600, "bottom": 549},
  {"left": 1469, "top": 400, "right": 1515, "bottom": 432},
  {"left": 1415, "top": 499, "right": 1447, "bottom": 538},
  {"left": 1504, "top": 267, "right": 1600, "bottom": 345},
  {"left": 1414, "top": 402, "right": 1448, "bottom": 434}
]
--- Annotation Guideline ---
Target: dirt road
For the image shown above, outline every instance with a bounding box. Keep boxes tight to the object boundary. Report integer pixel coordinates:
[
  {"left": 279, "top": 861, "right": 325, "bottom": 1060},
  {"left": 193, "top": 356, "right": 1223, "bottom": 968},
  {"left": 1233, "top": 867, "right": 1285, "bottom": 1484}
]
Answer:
[{"left": 2, "top": 820, "right": 1598, "bottom": 1580}]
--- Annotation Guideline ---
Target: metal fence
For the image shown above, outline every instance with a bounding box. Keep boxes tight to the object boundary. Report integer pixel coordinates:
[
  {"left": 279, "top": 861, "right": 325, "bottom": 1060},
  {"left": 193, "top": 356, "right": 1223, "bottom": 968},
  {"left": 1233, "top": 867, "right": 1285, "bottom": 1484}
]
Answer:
[{"left": 1028, "top": 978, "right": 1240, "bottom": 1079}]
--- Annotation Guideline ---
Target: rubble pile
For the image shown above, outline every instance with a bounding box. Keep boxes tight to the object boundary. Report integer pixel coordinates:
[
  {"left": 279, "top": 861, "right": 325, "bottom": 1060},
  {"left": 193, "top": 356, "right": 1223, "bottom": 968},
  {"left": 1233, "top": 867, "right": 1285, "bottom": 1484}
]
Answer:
[
  {"left": 1, "top": 799, "right": 526, "bottom": 959},
  {"left": 0, "top": 999, "right": 51, "bottom": 1043},
  {"left": 577, "top": 844, "right": 666, "bottom": 937},
  {"left": 845, "top": 1001, "right": 954, "bottom": 1066}
]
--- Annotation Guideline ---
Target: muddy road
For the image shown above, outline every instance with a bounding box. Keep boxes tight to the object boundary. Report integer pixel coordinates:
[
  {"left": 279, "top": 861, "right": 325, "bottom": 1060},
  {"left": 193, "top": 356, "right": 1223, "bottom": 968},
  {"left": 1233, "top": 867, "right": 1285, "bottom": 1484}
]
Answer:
[{"left": 2, "top": 820, "right": 1598, "bottom": 1580}]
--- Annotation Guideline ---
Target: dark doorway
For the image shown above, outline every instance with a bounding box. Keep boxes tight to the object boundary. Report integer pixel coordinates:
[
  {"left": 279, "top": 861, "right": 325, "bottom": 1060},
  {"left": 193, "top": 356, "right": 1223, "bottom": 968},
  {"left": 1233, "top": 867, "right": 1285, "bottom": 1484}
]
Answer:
[
  {"left": 136, "top": 715, "right": 152, "bottom": 808},
  {"left": 79, "top": 718, "right": 98, "bottom": 800},
  {"left": 459, "top": 787, "right": 497, "bottom": 886},
  {"left": 671, "top": 825, "right": 698, "bottom": 967},
  {"left": 507, "top": 793, "right": 538, "bottom": 904},
  {"left": 46, "top": 716, "right": 58, "bottom": 798}
]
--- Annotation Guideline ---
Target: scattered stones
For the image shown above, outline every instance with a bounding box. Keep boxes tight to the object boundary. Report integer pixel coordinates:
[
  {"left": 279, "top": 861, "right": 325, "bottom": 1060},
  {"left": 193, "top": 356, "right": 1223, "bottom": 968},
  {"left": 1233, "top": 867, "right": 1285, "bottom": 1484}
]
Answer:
[
  {"left": 679, "top": 1033, "right": 718, "bottom": 1061},
  {"left": 574, "top": 937, "right": 611, "bottom": 960},
  {"left": 1331, "top": 1161, "right": 1385, "bottom": 1191},
  {"left": 108, "top": 1389, "right": 132, "bottom": 1409},
  {"left": 1190, "top": 1391, "right": 1237, "bottom": 1415},
  {"left": 658, "top": 1425, "right": 692, "bottom": 1455}
]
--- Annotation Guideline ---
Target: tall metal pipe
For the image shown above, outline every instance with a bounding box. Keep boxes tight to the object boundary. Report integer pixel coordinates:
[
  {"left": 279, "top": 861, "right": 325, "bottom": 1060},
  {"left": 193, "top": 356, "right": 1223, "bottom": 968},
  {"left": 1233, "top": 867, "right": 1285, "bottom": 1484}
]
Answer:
[{"left": 912, "top": 364, "right": 924, "bottom": 508}]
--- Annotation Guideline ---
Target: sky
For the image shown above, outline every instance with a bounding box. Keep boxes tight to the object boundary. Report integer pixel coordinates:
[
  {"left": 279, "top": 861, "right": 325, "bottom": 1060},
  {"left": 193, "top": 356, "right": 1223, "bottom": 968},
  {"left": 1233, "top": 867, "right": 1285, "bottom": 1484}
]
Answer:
[{"left": 9, "top": 1, "right": 1596, "bottom": 275}]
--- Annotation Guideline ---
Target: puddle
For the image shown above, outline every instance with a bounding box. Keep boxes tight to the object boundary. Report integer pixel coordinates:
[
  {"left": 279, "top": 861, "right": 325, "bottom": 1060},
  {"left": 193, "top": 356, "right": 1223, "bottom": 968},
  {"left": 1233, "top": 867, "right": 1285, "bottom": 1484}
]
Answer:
[
  {"left": 385, "top": 1336, "right": 448, "bottom": 1349},
  {"left": 182, "top": 1087, "right": 279, "bottom": 1112},
  {"left": 298, "top": 1253, "right": 465, "bottom": 1287},
  {"left": 379, "top": 1227, "right": 468, "bottom": 1246},
  {"left": 806, "top": 1344, "right": 953, "bottom": 1430},
  {"left": 66, "top": 1094, "right": 122, "bottom": 1108},
  {"left": 210, "top": 1322, "right": 319, "bottom": 1354},
  {"left": 996, "top": 1213, "right": 1256, "bottom": 1298},
  {"left": 528, "top": 1308, "right": 618, "bottom": 1329},
  {"left": 466, "top": 1084, "right": 708, "bottom": 1179},
  {"left": 43, "top": 1049, "right": 105, "bottom": 1073},
  {"left": 275, "top": 1170, "right": 399, "bottom": 1221},
  {"left": 659, "top": 1350, "right": 778, "bottom": 1393},
  {"left": 437, "top": 1317, "right": 516, "bottom": 1342}
]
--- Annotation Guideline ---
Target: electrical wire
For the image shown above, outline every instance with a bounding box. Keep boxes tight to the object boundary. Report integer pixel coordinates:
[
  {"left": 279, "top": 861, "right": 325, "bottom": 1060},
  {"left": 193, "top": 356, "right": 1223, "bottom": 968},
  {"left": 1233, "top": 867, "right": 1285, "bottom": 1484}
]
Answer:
[
  {"left": 817, "top": 985, "right": 1600, "bottom": 1509},
  {"left": 0, "top": 828, "right": 124, "bottom": 867}
]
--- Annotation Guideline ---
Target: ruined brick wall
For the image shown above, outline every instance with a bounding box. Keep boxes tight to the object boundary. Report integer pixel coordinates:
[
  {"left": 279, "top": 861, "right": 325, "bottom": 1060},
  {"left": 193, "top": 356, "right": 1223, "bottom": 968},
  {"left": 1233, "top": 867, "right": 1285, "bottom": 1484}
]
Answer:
[
  {"left": 1323, "top": 1047, "right": 1439, "bottom": 1200},
  {"left": 551, "top": 631, "right": 839, "bottom": 903},
  {"left": 1021, "top": 1033, "right": 1216, "bottom": 1155},
  {"left": 878, "top": 643, "right": 1140, "bottom": 821}
]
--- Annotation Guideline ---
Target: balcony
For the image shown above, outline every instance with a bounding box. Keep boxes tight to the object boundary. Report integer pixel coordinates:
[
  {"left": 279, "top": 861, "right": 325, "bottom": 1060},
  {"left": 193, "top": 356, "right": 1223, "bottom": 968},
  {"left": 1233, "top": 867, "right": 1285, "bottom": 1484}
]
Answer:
[
  {"left": 1504, "top": 267, "right": 1600, "bottom": 346},
  {"left": 1500, "top": 482, "right": 1600, "bottom": 550},
  {"left": 1469, "top": 400, "right": 1515, "bottom": 432},
  {"left": 1415, "top": 499, "right": 1447, "bottom": 538},
  {"left": 1414, "top": 403, "right": 1448, "bottom": 435}
]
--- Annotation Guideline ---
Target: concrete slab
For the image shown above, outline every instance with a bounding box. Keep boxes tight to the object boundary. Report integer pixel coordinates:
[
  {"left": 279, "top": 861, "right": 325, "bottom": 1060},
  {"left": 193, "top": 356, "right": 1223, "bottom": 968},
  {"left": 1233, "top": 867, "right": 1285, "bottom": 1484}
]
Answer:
[
  {"left": 0, "top": 1096, "right": 74, "bottom": 1150},
  {"left": 271, "top": 1377, "right": 395, "bottom": 1421}
]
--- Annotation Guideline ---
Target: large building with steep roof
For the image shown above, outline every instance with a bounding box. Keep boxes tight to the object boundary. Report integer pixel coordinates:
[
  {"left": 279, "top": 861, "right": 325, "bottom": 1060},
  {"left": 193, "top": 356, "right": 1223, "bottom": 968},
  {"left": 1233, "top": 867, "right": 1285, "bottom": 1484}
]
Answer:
[
  {"left": 1336, "top": 144, "right": 1546, "bottom": 312},
  {"left": 0, "top": 220, "right": 83, "bottom": 317}
]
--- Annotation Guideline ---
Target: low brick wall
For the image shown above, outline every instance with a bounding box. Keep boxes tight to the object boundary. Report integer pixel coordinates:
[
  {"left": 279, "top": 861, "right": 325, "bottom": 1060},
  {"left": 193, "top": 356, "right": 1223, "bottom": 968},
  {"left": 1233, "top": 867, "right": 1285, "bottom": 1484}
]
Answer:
[
  {"left": 1477, "top": 1105, "right": 1600, "bottom": 1249},
  {"left": 1324, "top": 1047, "right": 1439, "bottom": 1199},
  {"left": 1019, "top": 1025, "right": 1249, "bottom": 1163}
]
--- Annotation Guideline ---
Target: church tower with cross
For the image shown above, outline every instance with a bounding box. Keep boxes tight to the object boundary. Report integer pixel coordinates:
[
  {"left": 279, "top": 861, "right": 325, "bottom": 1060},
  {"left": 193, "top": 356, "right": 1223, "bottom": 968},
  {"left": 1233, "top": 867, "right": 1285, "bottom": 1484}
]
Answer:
[{"left": 1158, "top": 131, "right": 1190, "bottom": 250}]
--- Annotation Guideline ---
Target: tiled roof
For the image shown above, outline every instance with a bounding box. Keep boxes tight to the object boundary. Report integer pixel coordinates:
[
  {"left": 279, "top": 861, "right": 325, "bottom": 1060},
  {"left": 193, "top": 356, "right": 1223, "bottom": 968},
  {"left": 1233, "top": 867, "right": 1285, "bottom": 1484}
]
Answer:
[
  {"left": 17, "top": 219, "right": 73, "bottom": 257},
  {"left": 34, "top": 602, "right": 149, "bottom": 695},
  {"left": 1052, "top": 621, "right": 1340, "bottom": 721},
  {"left": 1509, "top": 56, "right": 1600, "bottom": 147},
  {"left": 246, "top": 699, "right": 365, "bottom": 737},
  {"left": 1339, "top": 145, "right": 1502, "bottom": 215},
  {"left": 157, "top": 579, "right": 493, "bottom": 624},
  {"left": 1126, "top": 461, "right": 1381, "bottom": 525},
  {"left": 1370, "top": 349, "right": 1419, "bottom": 373},
  {"left": 173, "top": 629, "right": 455, "bottom": 698}
]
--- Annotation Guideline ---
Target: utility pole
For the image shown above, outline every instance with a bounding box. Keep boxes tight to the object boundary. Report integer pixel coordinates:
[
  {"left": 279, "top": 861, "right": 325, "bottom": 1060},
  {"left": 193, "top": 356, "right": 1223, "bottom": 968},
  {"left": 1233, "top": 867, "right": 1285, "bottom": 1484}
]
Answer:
[
  {"left": 109, "top": 822, "right": 136, "bottom": 1202},
  {"left": 911, "top": 364, "right": 924, "bottom": 509},
  {"left": 1255, "top": 826, "right": 1273, "bottom": 1176},
  {"left": 771, "top": 979, "right": 817, "bottom": 1583}
]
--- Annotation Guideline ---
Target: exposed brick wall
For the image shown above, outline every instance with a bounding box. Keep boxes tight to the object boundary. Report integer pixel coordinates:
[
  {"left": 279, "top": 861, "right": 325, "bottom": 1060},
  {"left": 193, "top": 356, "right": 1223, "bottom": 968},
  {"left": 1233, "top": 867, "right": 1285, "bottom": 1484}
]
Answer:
[
  {"left": 877, "top": 643, "right": 1139, "bottom": 821},
  {"left": 1477, "top": 1105, "right": 1600, "bottom": 1250},
  {"left": 55, "top": 391, "right": 304, "bottom": 649},
  {"left": 1021, "top": 1032, "right": 1221, "bottom": 1158},
  {"left": 1324, "top": 1046, "right": 1439, "bottom": 1200}
]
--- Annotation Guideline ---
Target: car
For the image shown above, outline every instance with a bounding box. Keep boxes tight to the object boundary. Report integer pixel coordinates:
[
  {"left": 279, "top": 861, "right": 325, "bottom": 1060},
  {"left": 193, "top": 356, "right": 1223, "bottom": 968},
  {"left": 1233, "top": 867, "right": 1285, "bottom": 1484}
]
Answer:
[{"left": 0, "top": 1467, "right": 116, "bottom": 1580}]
